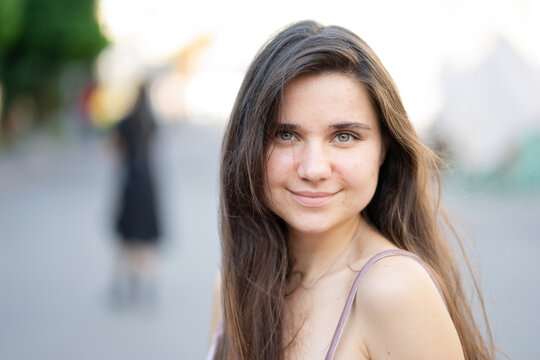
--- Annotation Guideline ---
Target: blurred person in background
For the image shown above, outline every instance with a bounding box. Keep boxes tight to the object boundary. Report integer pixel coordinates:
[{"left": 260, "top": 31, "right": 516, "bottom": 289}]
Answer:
[
  {"left": 111, "top": 82, "right": 161, "bottom": 309},
  {"left": 208, "top": 21, "right": 494, "bottom": 359}
]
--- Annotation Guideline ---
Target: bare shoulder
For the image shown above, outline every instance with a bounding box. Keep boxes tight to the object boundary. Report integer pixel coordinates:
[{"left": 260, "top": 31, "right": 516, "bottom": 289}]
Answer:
[
  {"left": 355, "top": 254, "right": 444, "bottom": 311},
  {"left": 353, "top": 255, "right": 464, "bottom": 359}
]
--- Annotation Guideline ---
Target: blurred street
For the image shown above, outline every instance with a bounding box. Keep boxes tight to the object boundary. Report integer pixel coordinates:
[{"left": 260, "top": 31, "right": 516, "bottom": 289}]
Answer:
[
  {"left": 0, "top": 122, "right": 538, "bottom": 360},
  {"left": 0, "top": 123, "right": 223, "bottom": 360}
]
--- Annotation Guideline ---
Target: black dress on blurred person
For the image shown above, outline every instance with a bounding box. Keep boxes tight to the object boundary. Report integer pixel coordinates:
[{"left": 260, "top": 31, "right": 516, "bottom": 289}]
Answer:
[
  {"left": 110, "top": 85, "right": 161, "bottom": 309},
  {"left": 115, "top": 86, "right": 160, "bottom": 245}
]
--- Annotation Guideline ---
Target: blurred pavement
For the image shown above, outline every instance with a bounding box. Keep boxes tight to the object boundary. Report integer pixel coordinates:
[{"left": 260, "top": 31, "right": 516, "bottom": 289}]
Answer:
[
  {"left": 0, "top": 122, "right": 538, "bottom": 359},
  {"left": 0, "top": 123, "right": 223, "bottom": 360}
]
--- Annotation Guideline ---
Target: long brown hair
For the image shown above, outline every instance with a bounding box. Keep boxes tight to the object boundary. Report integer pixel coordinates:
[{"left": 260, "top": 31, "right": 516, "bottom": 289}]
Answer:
[{"left": 217, "top": 20, "right": 494, "bottom": 359}]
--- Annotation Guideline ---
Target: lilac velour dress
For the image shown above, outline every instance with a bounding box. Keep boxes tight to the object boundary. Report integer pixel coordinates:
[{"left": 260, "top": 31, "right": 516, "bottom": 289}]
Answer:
[{"left": 207, "top": 249, "right": 447, "bottom": 360}]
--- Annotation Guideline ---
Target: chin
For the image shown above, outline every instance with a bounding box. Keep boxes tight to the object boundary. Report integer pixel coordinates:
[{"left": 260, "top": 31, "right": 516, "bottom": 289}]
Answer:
[{"left": 286, "top": 218, "right": 337, "bottom": 235}]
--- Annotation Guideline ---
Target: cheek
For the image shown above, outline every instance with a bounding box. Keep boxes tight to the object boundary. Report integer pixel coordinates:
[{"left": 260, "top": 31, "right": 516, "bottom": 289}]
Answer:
[
  {"left": 336, "top": 150, "right": 381, "bottom": 197},
  {"left": 338, "top": 148, "right": 381, "bottom": 178},
  {"left": 264, "top": 148, "right": 293, "bottom": 210},
  {"left": 266, "top": 148, "right": 294, "bottom": 186}
]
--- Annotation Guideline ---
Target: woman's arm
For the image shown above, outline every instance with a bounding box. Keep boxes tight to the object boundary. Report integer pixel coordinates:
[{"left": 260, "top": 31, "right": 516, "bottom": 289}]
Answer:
[
  {"left": 355, "top": 256, "right": 464, "bottom": 359},
  {"left": 208, "top": 272, "right": 222, "bottom": 349}
]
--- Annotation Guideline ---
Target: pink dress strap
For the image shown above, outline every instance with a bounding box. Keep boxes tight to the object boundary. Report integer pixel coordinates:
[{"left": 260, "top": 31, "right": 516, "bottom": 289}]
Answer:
[{"left": 324, "top": 249, "right": 447, "bottom": 360}]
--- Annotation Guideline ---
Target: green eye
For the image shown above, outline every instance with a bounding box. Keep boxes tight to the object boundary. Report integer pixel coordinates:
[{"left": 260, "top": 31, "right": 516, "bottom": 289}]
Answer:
[
  {"left": 278, "top": 132, "right": 293, "bottom": 141},
  {"left": 336, "top": 133, "right": 352, "bottom": 142}
]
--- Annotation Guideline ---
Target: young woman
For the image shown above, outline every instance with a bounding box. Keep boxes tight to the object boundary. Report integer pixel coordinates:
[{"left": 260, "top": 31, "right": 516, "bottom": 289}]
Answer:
[{"left": 209, "top": 20, "right": 494, "bottom": 359}]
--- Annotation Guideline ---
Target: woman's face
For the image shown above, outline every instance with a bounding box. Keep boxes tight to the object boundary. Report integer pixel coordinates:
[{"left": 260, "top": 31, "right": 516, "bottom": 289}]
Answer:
[{"left": 265, "top": 72, "right": 385, "bottom": 236}]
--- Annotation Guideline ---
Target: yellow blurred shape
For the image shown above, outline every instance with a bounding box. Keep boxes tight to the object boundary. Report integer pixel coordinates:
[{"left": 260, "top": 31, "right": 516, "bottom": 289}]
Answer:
[
  {"left": 88, "top": 85, "right": 137, "bottom": 129},
  {"left": 172, "top": 34, "right": 213, "bottom": 76}
]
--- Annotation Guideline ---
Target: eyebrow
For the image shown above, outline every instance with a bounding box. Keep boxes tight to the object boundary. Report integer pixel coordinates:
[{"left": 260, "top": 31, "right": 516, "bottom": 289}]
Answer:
[
  {"left": 275, "top": 123, "right": 298, "bottom": 131},
  {"left": 276, "top": 122, "right": 372, "bottom": 131},
  {"left": 329, "top": 122, "right": 372, "bottom": 131}
]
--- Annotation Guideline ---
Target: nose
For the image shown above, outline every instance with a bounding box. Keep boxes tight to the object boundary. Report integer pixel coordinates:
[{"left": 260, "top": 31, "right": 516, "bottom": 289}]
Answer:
[{"left": 297, "top": 142, "right": 332, "bottom": 182}]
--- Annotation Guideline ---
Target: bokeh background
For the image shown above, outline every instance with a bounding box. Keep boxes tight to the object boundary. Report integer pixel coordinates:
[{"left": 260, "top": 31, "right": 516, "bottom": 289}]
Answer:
[{"left": 1, "top": 0, "right": 539, "bottom": 359}]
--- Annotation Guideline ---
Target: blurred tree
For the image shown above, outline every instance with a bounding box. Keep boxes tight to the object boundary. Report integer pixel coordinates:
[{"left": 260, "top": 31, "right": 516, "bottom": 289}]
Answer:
[
  {"left": 0, "top": 0, "right": 25, "bottom": 53},
  {"left": 0, "top": 0, "right": 107, "bottom": 135}
]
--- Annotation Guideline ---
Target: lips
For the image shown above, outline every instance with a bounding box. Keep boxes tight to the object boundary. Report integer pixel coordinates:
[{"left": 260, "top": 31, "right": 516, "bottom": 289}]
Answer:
[{"left": 289, "top": 190, "right": 339, "bottom": 207}]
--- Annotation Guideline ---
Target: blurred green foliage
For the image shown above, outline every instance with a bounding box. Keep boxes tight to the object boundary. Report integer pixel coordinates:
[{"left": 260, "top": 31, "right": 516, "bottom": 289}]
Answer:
[
  {"left": 0, "top": 0, "right": 107, "bottom": 126},
  {"left": 0, "top": 0, "right": 25, "bottom": 52}
]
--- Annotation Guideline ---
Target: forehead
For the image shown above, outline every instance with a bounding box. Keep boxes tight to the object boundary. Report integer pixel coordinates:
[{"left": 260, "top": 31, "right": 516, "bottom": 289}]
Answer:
[{"left": 279, "top": 72, "right": 378, "bottom": 128}]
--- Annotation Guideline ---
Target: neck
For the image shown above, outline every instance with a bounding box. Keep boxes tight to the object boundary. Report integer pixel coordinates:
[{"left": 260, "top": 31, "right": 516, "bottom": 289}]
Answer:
[{"left": 289, "top": 215, "right": 366, "bottom": 283}]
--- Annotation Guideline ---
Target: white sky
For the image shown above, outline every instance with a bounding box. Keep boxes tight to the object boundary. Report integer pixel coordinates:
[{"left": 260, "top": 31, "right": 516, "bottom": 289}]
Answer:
[{"left": 97, "top": 0, "right": 540, "bottom": 129}]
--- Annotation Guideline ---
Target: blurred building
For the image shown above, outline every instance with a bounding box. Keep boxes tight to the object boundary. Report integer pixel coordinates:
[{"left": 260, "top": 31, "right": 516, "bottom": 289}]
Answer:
[{"left": 430, "top": 37, "right": 540, "bottom": 190}]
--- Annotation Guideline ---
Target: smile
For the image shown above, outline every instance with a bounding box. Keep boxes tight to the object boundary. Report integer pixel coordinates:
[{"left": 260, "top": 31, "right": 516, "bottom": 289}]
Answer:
[{"left": 289, "top": 190, "right": 339, "bottom": 207}]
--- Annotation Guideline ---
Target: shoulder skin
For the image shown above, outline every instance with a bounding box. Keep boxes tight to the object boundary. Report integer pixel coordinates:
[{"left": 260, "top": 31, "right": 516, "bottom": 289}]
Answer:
[{"left": 353, "top": 255, "right": 465, "bottom": 359}]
